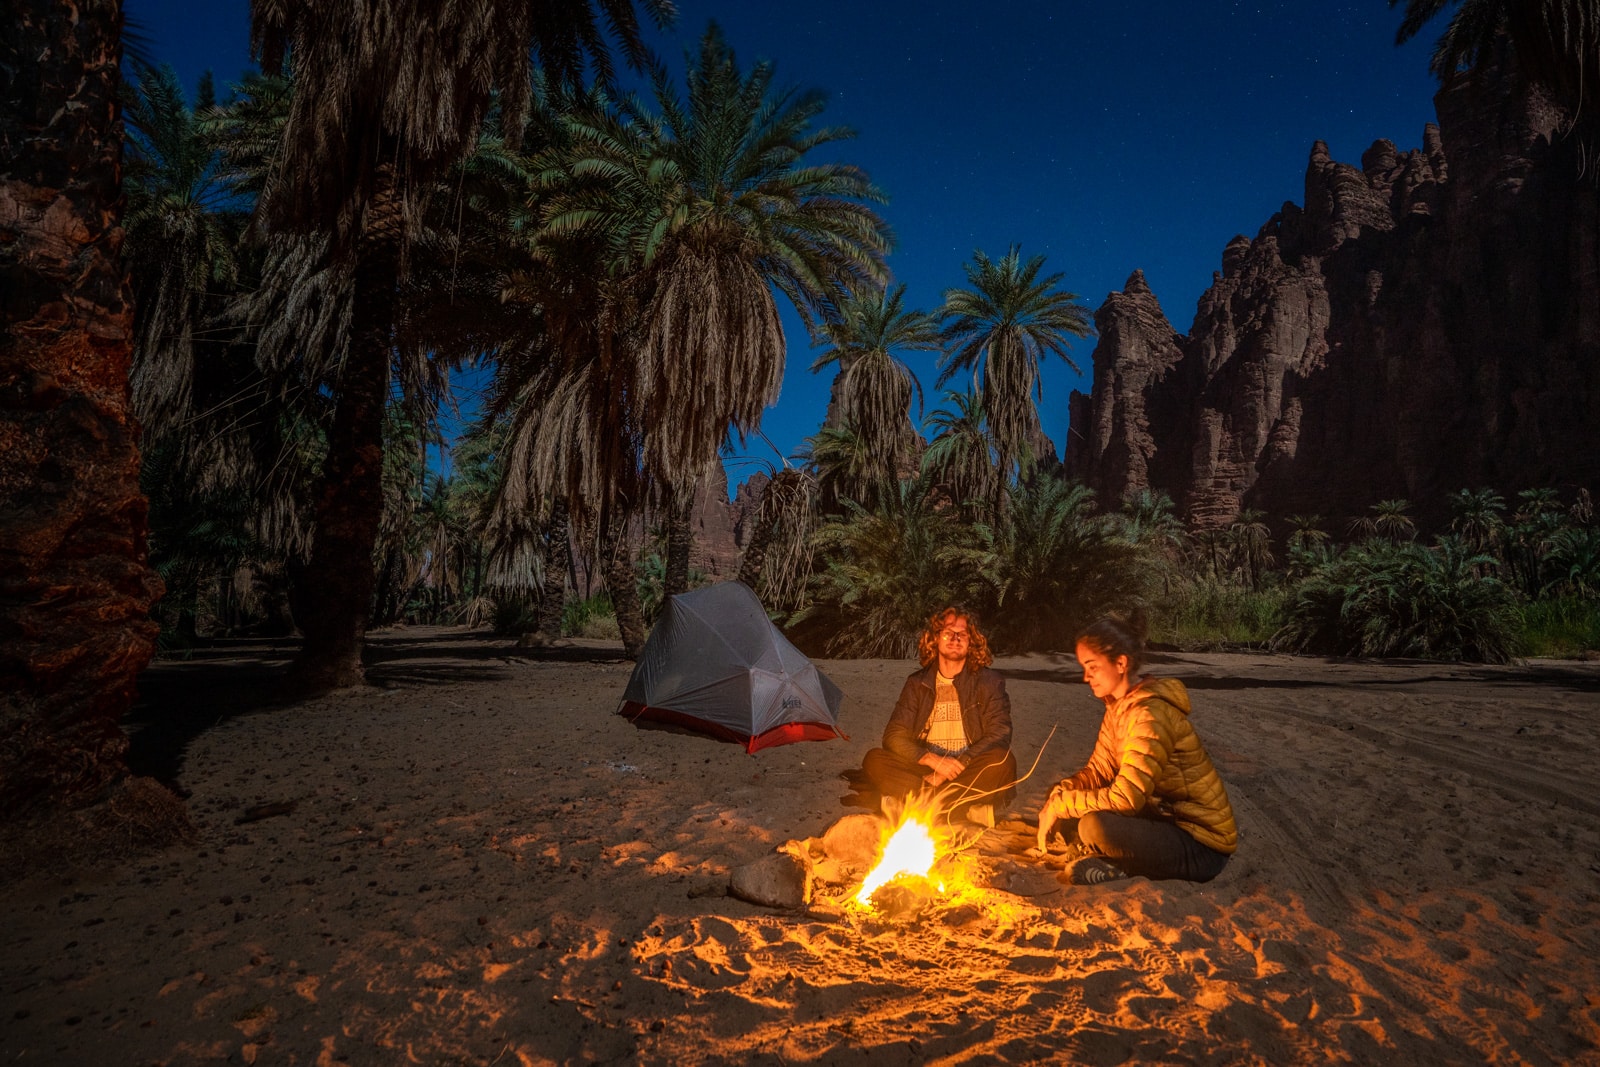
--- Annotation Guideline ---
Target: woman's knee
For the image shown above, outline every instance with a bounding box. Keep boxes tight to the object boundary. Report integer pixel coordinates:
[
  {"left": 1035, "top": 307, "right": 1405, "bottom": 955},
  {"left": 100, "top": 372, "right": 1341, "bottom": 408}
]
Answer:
[{"left": 1076, "top": 810, "right": 1113, "bottom": 848}]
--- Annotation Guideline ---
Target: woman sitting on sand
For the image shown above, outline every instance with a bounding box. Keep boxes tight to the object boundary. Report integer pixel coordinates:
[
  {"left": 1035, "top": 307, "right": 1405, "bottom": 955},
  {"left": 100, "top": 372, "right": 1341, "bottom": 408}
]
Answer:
[
  {"left": 1035, "top": 611, "right": 1237, "bottom": 885},
  {"left": 854, "top": 606, "right": 1017, "bottom": 826}
]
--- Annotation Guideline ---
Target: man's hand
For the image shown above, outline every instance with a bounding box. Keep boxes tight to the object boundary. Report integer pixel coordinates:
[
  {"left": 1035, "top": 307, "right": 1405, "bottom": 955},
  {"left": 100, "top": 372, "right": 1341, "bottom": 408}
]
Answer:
[{"left": 918, "top": 752, "right": 965, "bottom": 786}]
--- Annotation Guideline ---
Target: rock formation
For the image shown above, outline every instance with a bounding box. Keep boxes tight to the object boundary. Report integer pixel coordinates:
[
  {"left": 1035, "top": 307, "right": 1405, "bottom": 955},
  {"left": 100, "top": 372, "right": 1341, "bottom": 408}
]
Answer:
[
  {"left": 1066, "top": 69, "right": 1600, "bottom": 531},
  {"left": 687, "top": 461, "right": 742, "bottom": 577}
]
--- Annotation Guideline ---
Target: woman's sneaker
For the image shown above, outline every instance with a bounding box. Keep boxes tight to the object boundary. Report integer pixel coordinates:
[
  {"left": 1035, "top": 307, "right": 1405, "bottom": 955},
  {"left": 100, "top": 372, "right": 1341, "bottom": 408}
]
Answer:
[{"left": 1067, "top": 856, "right": 1129, "bottom": 885}]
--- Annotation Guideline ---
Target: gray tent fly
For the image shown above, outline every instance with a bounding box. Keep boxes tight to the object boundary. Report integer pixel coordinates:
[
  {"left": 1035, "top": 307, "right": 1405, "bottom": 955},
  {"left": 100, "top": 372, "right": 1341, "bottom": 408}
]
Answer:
[{"left": 618, "top": 581, "right": 846, "bottom": 752}]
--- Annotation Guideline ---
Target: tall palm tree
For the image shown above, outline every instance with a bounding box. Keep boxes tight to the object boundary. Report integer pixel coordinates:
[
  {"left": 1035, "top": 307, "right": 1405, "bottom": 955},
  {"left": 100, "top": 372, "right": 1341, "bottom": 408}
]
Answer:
[
  {"left": 1, "top": 0, "right": 165, "bottom": 814},
  {"left": 503, "top": 26, "right": 892, "bottom": 644},
  {"left": 123, "top": 64, "right": 243, "bottom": 442},
  {"left": 251, "top": 0, "right": 674, "bottom": 690},
  {"left": 812, "top": 284, "right": 938, "bottom": 481},
  {"left": 1392, "top": 0, "right": 1600, "bottom": 153},
  {"left": 735, "top": 465, "right": 816, "bottom": 607},
  {"left": 920, "top": 388, "right": 998, "bottom": 517},
  {"left": 937, "top": 246, "right": 1092, "bottom": 497},
  {"left": 538, "top": 24, "right": 892, "bottom": 483}
]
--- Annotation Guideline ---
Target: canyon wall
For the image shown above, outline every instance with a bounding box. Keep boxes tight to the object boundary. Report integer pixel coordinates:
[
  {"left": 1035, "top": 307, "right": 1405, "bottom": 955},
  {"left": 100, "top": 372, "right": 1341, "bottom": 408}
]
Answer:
[{"left": 1065, "top": 71, "right": 1600, "bottom": 530}]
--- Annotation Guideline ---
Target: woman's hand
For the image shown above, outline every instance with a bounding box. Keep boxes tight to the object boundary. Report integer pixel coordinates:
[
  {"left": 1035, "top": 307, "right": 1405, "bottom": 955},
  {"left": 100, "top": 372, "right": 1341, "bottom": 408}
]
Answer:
[{"left": 1035, "top": 788, "right": 1068, "bottom": 852}]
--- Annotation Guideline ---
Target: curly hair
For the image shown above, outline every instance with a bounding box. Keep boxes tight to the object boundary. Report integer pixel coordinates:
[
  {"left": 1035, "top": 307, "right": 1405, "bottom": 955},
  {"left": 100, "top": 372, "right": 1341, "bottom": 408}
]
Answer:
[{"left": 917, "top": 606, "right": 993, "bottom": 669}]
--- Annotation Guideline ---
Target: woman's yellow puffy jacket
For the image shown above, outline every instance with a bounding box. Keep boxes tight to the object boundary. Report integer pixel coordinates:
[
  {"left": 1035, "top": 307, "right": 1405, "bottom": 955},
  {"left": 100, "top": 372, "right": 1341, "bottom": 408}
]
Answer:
[{"left": 1056, "top": 677, "right": 1237, "bottom": 854}]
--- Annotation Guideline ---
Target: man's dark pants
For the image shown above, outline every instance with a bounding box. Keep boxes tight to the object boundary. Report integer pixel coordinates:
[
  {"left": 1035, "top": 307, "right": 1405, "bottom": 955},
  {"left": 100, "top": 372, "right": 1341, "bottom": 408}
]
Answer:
[{"left": 860, "top": 747, "right": 1017, "bottom": 814}]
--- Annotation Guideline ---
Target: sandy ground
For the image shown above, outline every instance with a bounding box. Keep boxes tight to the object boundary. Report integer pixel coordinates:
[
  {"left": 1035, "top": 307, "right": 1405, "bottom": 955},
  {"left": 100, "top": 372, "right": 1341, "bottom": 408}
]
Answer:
[{"left": 3, "top": 625, "right": 1600, "bottom": 1066}]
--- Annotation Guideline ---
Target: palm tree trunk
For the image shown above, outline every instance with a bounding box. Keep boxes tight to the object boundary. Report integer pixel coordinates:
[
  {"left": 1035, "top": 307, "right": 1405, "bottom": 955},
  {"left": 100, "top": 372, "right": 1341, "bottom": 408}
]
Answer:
[
  {"left": 664, "top": 482, "right": 694, "bottom": 601},
  {"left": 288, "top": 162, "right": 401, "bottom": 691},
  {"left": 0, "top": 0, "right": 165, "bottom": 814},
  {"left": 536, "top": 498, "right": 572, "bottom": 637},
  {"left": 603, "top": 512, "right": 647, "bottom": 657}
]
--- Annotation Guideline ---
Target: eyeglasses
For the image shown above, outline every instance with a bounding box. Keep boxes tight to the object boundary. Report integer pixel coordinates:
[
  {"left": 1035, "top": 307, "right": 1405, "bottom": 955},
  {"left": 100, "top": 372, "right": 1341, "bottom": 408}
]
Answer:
[{"left": 939, "top": 630, "right": 970, "bottom": 642}]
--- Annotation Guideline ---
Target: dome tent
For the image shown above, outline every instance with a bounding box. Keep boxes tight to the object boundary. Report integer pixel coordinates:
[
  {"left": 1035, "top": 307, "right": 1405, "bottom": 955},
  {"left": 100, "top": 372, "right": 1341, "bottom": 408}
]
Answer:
[{"left": 618, "top": 581, "right": 845, "bottom": 752}]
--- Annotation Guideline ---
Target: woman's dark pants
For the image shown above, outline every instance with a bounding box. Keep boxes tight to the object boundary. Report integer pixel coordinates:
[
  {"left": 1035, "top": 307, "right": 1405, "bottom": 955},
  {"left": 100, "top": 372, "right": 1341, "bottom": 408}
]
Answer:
[{"left": 1076, "top": 810, "right": 1230, "bottom": 882}]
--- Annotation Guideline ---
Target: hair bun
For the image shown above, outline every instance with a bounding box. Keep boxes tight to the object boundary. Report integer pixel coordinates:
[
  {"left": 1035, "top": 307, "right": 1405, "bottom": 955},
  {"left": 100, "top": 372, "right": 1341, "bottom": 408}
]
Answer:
[{"left": 1113, "top": 607, "right": 1149, "bottom": 648}]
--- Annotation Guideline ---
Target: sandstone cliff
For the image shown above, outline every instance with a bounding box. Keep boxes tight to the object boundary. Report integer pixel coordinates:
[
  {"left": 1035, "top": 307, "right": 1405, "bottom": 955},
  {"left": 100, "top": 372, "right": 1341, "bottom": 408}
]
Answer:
[{"left": 1065, "top": 71, "right": 1600, "bottom": 531}]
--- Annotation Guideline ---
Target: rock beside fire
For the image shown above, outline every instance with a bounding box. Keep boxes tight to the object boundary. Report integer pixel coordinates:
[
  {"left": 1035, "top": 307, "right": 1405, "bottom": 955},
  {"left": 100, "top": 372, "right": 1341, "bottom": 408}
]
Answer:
[
  {"left": 817, "top": 814, "right": 883, "bottom": 879},
  {"left": 728, "top": 849, "right": 812, "bottom": 909}
]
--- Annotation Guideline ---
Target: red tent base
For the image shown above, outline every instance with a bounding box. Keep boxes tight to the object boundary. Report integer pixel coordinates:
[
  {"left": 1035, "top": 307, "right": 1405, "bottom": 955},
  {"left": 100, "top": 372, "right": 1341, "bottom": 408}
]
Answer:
[{"left": 618, "top": 701, "right": 845, "bottom": 753}]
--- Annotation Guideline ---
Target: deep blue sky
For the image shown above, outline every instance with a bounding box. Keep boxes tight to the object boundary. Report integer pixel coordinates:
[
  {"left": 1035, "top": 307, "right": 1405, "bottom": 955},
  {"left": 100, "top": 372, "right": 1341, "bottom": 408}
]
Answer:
[{"left": 124, "top": 1, "right": 1442, "bottom": 490}]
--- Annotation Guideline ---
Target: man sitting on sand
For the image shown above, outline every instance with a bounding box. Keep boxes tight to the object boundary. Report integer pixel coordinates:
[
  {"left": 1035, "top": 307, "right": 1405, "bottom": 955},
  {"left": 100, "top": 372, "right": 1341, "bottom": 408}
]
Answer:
[
  {"left": 852, "top": 606, "right": 1017, "bottom": 827},
  {"left": 1035, "top": 610, "right": 1237, "bottom": 885}
]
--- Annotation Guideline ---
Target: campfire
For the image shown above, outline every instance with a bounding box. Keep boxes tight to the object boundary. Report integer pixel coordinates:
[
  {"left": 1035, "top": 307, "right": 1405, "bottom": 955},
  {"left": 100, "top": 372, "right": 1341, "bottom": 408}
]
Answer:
[
  {"left": 852, "top": 796, "right": 980, "bottom": 913},
  {"left": 855, "top": 814, "right": 943, "bottom": 904}
]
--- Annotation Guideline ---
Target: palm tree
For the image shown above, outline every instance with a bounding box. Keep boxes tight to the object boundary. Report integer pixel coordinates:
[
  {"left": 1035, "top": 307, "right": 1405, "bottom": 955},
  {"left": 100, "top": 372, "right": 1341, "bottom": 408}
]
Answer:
[
  {"left": 503, "top": 27, "right": 893, "bottom": 645},
  {"left": 937, "top": 246, "right": 1092, "bottom": 497},
  {"left": 1119, "top": 489, "right": 1187, "bottom": 554},
  {"left": 812, "top": 284, "right": 938, "bottom": 482},
  {"left": 1506, "top": 487, "right": 1568, "bottom": 596},
  {"left": 250, "top": 0, "right": 673, "bottom": 690},
  {"left": 1449, "top": 487, "right": 1505, "bottom": 555},
  {"left": 1282, "top": 514, "right": 1332, "bottom": 577},
  {"left": 735, "top": 465, "right": 816, "bottom": 607},
  {"left": 1117, "top": 489, "right": 1186, "bottom": 593},
  {"left": 123, "top": 65, "right": 243, "bottom": 443},
  {"left": 1285, "top": 514, "right": 1331, "bottom": 551},
  {"left": 802, "top": 424, "right": 884, "bottom": 513},
  {"left": 920, "top": 388, "right": 999, "bottom": 517},
  {"left": 1348, "top": 499, "right": 1416, "bottom": 542},
  {"left": 1228, "top": 508, "right": 1276, "bottom": 590},
  {"left": 1373, "top": 499, "right": 1418, "bottom": 542},
  {"left": 540, "top": 24, "right": 892, "bottom": 481},
  {"left": 1, "top": 0, "right": 165, "bottom": 814},
  {"left": 1392, "top": 0, "right": 1600, "bottom": 154}
]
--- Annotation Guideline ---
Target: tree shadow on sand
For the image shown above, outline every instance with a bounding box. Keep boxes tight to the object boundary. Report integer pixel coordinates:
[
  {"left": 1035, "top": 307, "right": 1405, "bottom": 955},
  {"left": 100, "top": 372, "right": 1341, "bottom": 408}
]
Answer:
[
  {"left": 126, "top": 636, "right": 301, "bottom": 794},
  {"left": 128, "top": 628, "right": 636, "bottom": 792}
]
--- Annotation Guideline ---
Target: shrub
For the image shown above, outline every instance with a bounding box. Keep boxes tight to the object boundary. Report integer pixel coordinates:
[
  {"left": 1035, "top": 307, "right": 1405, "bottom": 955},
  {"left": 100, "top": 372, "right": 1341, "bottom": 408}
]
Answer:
[
  {"left": 986, "top": 476, "right": 1155, "bottom": 652},
  {"left": 795, "top": 477, "right": 989, "bottom": 658},
  {"left": 562, "top": 592, "right": 619, "bottom": 639},
  {"left": 1518, "top": 596, "right": 1600, "bottom": 658},
  {"left": 1276, "top": 537, "right": 1519, "bottom": 663},
  {"left": 1153, "top": 578, "right": 1289, "bottom": 649}
]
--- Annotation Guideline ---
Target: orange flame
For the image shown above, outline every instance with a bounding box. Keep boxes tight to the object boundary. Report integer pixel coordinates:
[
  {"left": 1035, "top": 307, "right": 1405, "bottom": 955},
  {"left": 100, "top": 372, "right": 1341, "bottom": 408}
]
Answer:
[{"left": 854, "top": 806, "right": 956, "bottom": 907}]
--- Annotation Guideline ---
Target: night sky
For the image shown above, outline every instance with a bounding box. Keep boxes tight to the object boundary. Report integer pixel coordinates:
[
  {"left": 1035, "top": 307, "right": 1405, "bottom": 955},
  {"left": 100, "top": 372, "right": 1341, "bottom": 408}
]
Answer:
[{"left": 123, "top": 1, "right": 1443, "bottom": 488}]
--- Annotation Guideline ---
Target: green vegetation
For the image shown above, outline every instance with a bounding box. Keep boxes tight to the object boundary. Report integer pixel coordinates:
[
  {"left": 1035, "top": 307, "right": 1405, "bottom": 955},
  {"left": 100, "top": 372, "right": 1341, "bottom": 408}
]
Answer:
[
  {"left": 122, "top": 15, "right": 1596, "bottom": 670},
  {"left": 1518, "top": 597, "right": 1600, "bottom": 659},
  {"left": 1152, "top": 580, "right": 1289, "bottom": 650}
]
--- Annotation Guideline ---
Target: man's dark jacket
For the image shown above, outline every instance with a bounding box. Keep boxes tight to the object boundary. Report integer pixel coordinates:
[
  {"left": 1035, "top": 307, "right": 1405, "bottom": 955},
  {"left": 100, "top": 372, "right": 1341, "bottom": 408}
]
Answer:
[{"left": 883, "top": 663, "right": 1012, "bottom": 768}]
